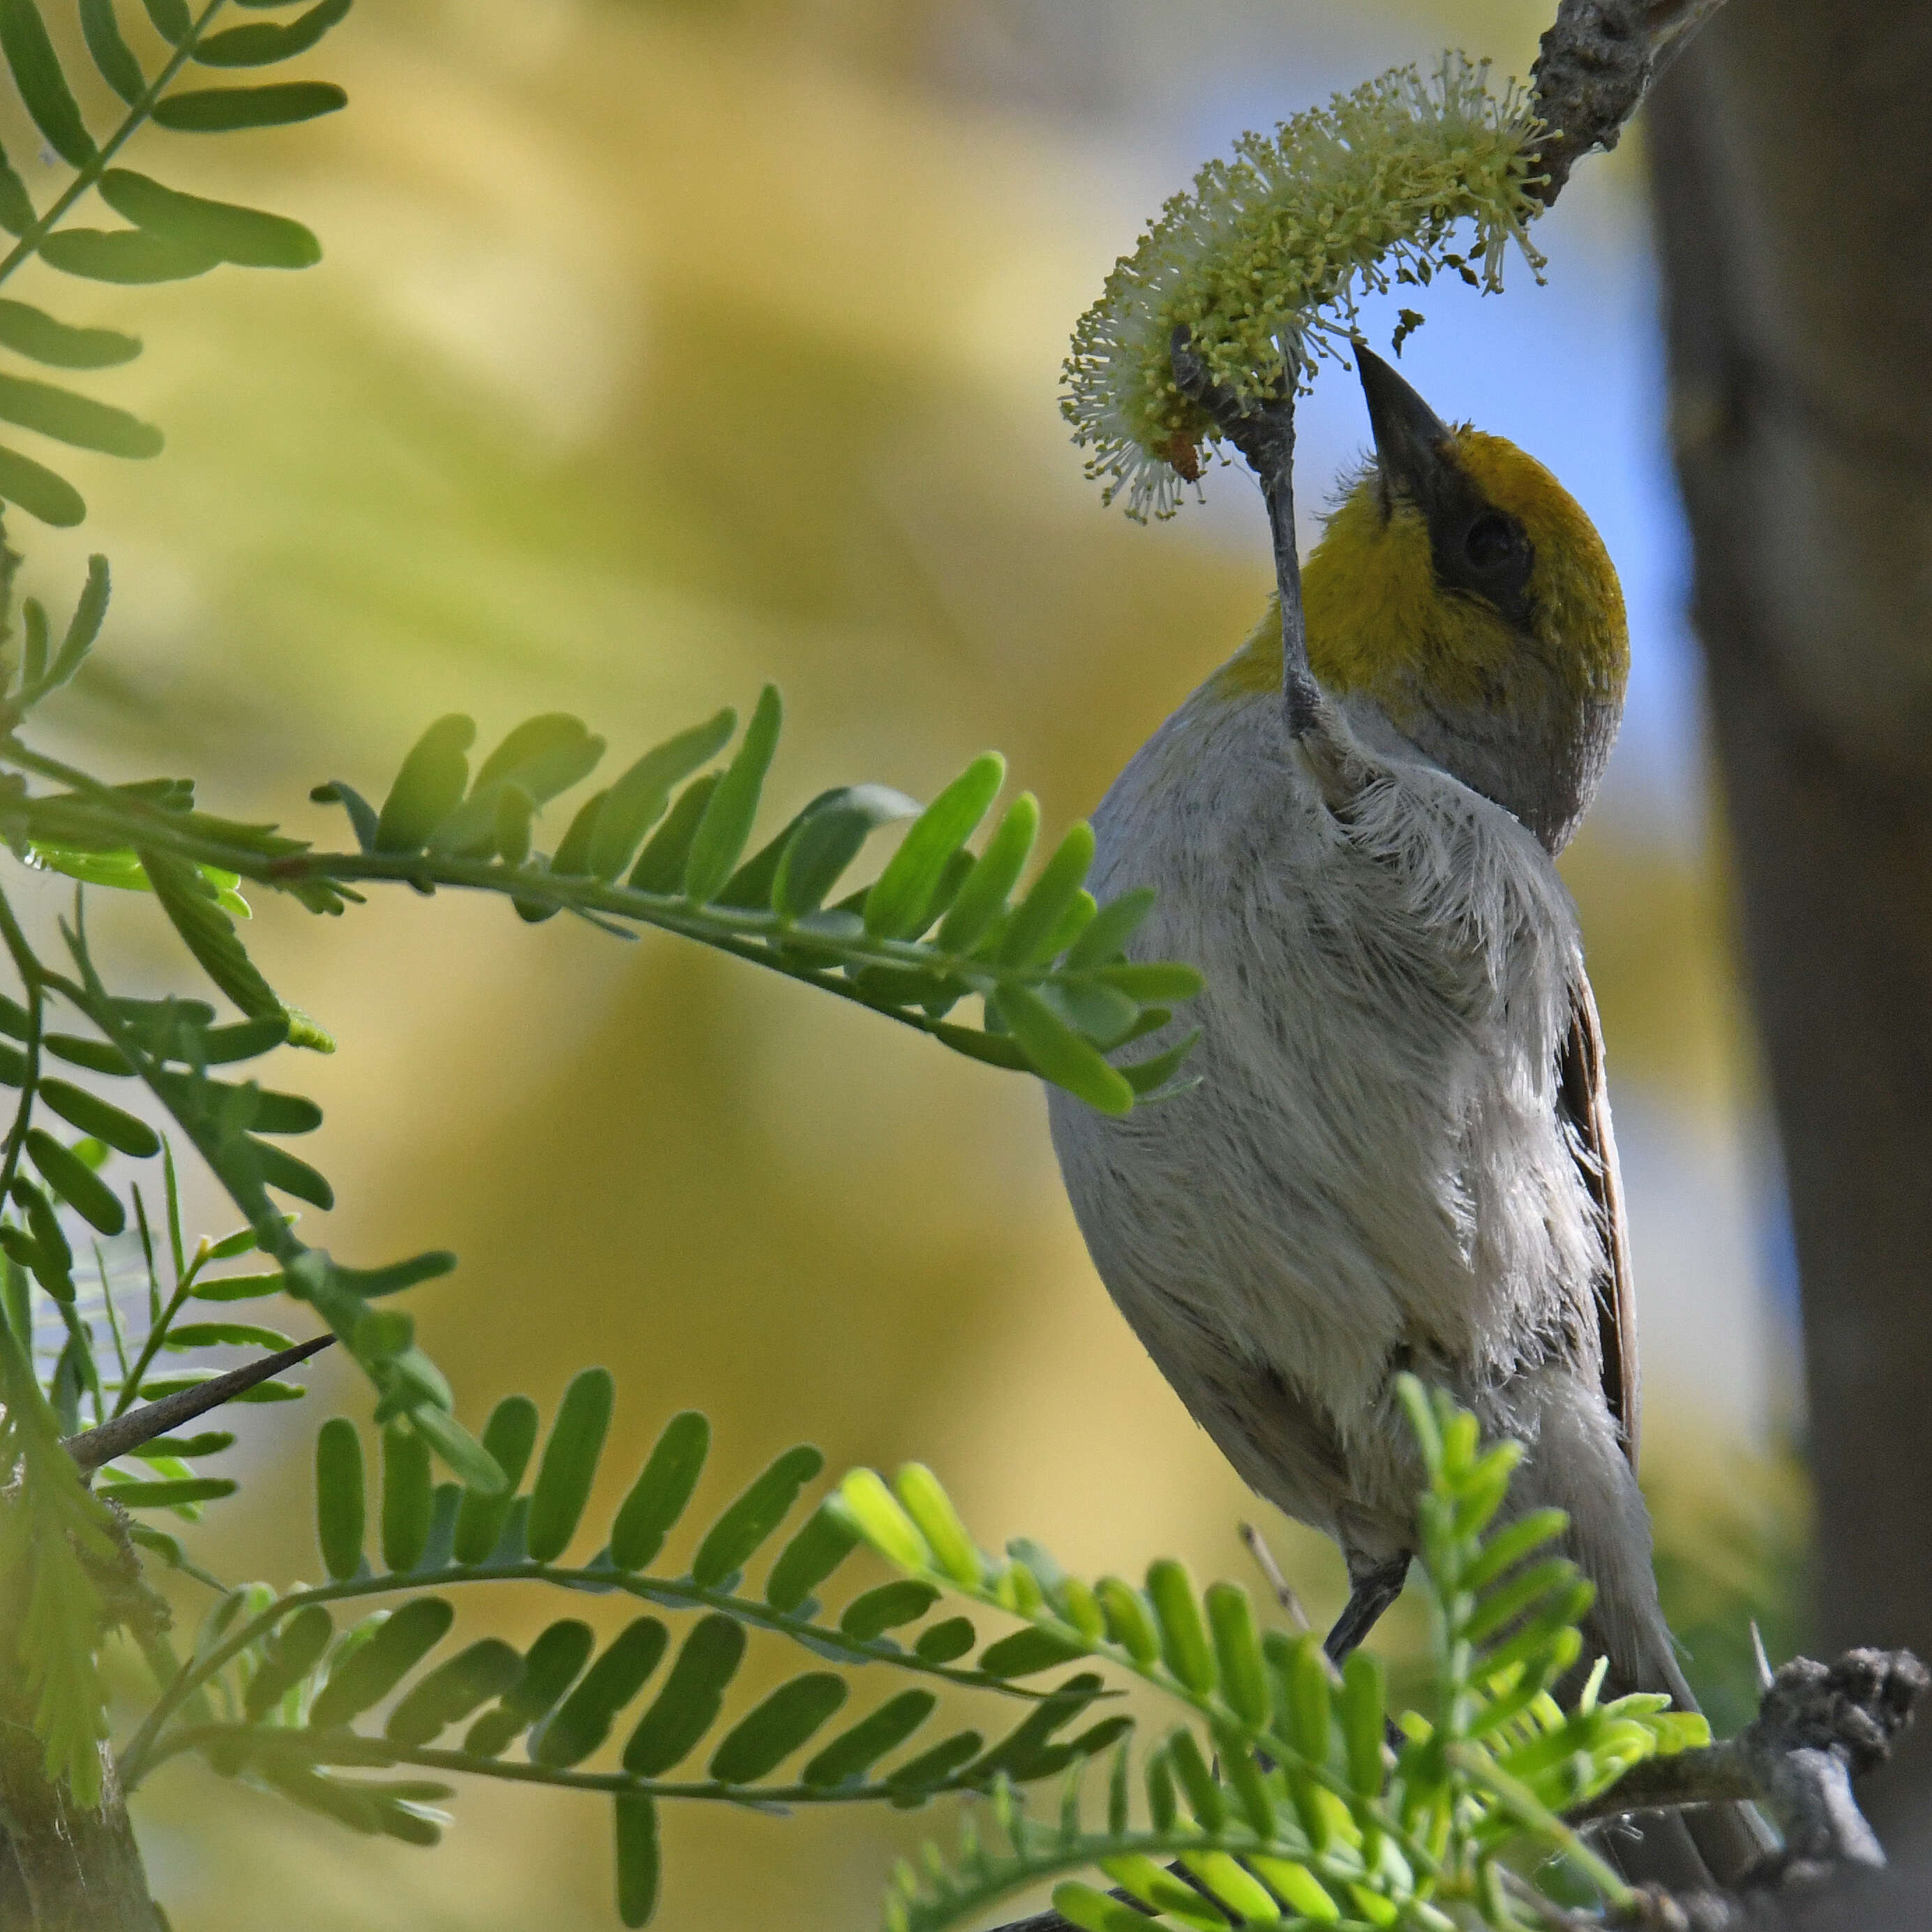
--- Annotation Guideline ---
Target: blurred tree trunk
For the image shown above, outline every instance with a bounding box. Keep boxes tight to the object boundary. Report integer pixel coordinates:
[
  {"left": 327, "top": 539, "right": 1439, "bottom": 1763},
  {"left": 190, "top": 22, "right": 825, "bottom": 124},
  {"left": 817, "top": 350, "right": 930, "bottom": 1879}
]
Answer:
[{"left": 1648, "top": 1, "right": 1932, "bottom": 1834}]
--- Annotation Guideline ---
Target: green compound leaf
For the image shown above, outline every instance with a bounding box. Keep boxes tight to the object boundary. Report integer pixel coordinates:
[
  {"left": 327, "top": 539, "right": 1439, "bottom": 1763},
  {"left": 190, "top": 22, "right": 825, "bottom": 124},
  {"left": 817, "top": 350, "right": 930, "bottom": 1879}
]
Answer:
[
  {"left": 689, "top": 1443, "right": 823, "bottom": 1589},
  {"left": 613, "top": 1790, "right": 659, "bottom": 1929},
  {"left": 525, "top": 1367, "right": 614, "bottom": 1563},
  {"left": 708, "top": 1672, "right": 847, "bottom": 1784},
  {"left": 608, "top": 1409, "right": 709, "bottom": 1572},
  {"left": 381, "top": 1423, "right": 433, "bottom": 1573},
  {"left": 194, "top": 0, "right": 351, "bottom": 66},
  {"left": 99, "top": 168, "right": 321, "bottom": 269},
  {"left": 39, "top": 230, "right": 218, "bottom": 284},
  {"left": 0, "top": 443, "right": 84, "bottom": 526},
  {"left": 384, "top": 1638, "right": 522, "bottom": 1748},
  {"left": 452, "top": 1394, "right": 539, "bottom": 1565},
  {"left": 534, "top": 1618, "right": 668, "bottom": 1769},
  {"left": 620, "top": 1613, "right": 745, "bottom": 1777},
  {"left": 314, "top": 1416, "right": 365, "bottom": 1581},
  {"left": 308, "top": 1596, "right": 454, "bottom": 1730},
  {"left": 0, "top": 0, "right": 96, "bottom": 166},
  {"left": 154, "top": 79, "right": 348, "bottom": 130}
]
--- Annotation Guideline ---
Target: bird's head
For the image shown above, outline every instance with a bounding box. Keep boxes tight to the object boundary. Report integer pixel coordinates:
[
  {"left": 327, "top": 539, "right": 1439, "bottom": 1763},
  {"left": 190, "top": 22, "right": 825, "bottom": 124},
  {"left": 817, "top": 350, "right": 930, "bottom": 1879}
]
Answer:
[{"left": 1226, "top": 348, "right": 1629, "bottom": 853}]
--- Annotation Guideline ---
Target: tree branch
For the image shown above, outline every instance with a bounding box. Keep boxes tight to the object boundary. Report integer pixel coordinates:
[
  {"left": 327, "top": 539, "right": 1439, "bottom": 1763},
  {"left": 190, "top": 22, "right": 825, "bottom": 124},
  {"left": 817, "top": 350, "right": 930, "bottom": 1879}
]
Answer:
[{"left": 1529, "top": 0, "right": 1732, "bottom": 206}]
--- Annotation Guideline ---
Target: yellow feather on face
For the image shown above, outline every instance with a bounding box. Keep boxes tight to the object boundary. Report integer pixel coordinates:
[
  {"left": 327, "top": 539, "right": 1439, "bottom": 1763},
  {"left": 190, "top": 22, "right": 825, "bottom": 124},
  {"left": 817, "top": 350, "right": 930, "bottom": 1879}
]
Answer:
[{"left": 1217, "top": 429, "right": 1628, "bottom": 724}]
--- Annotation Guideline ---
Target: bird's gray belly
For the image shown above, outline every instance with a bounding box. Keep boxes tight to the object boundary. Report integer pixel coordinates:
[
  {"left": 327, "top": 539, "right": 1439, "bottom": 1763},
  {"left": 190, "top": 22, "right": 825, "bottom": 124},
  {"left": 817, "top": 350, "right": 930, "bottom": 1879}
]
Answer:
[{"left": 1046, "top": 723, "right": 1601, "bottom": 1551}]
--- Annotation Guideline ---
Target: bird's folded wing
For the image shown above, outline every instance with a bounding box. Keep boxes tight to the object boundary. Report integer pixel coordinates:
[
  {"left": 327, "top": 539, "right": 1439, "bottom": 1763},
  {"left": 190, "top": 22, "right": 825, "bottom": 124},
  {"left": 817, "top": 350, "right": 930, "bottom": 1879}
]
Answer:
[{"left": 1559, "top": 967, "right": 1640, "bottom": 1470}]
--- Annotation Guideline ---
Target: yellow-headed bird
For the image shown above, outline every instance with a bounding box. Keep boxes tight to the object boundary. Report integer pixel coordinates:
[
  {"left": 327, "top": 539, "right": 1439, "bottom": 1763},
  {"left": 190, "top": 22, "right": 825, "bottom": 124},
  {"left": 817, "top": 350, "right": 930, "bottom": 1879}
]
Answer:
[{"left": 1048, "top": 348, "right": 1766, "bottom": 1886}]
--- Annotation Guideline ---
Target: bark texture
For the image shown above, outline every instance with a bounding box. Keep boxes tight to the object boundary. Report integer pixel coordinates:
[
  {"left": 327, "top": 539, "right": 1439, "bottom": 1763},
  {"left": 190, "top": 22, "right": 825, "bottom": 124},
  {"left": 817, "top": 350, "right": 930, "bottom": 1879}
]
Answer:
[
  {"left": 0, "top": 1714, "right": 162, "bottom": 1932},
  {"left": 1648, "top": 0, "right": 1932, "bottom": 1837}
]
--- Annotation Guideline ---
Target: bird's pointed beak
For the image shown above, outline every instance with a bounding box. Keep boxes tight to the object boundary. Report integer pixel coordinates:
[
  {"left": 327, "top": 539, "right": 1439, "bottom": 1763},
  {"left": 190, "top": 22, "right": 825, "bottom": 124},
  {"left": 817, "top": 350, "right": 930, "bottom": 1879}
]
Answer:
[{"left": 1356, "top": 345, "right": 1457, "bottom": 509}]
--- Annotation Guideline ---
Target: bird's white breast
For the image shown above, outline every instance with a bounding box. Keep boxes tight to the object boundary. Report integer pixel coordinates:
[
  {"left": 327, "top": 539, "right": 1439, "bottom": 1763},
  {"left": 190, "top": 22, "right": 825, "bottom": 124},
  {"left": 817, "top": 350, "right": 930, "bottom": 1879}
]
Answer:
[{"left": 1047, "top": 675, "right": 1606, "bottom": 1538}]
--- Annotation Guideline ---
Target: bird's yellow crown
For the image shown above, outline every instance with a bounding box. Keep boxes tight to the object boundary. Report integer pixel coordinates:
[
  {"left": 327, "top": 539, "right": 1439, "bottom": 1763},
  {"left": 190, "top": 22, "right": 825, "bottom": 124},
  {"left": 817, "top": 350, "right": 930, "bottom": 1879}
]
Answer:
[{"left": 1220, "top": 428, "right": 1628, "bottom": 718}]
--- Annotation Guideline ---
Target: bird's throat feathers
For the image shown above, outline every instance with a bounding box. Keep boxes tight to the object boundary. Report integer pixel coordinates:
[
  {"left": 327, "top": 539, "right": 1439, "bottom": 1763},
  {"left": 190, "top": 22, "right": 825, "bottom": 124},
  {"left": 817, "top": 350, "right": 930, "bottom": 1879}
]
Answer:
[{"left": 1217, "top": 428, "right": 1630, "bottom": 850}]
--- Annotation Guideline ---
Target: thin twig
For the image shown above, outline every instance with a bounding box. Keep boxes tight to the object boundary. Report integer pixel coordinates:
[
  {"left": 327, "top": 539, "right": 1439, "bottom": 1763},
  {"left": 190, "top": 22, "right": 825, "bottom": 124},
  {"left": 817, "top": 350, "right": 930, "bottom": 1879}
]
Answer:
[
  {"left": 1238, "top": 1522, "right": 1311, "bottom": 1632},
  {"left": 61, "top": 1333, "right": 334, "bottom": 1472}
]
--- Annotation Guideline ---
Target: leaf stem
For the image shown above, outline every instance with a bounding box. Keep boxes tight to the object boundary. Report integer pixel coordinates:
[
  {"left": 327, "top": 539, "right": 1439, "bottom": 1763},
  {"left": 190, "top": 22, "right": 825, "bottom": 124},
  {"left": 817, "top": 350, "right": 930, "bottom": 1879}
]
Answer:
[{"left": 118, "top": 1562, "right": 1054, "bottom": 1789}]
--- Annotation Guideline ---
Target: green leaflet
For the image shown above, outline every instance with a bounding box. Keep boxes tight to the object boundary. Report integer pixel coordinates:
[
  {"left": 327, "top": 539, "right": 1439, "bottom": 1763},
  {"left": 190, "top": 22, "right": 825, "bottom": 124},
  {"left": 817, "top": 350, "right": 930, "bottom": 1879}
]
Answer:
[
  {"left": 314, "top": 1416, "right": 366, "bottom": 1581},
  {"left": 838, "top": 1580, "right": 940, "bottom": 1643},
  {"left": 155, "top": 79, "right": 347, "bottom": 130},
  {"left": 139, "top": 0, "right": 188, "bottom": 43},
  {"left": 534, "top": 1619, "right": 668, "bottom": 1769},
  {"left": 525, "top": 1367, "right": 614, "bottom": 1563},
  {"left": 0, "top": 138, "right": 33, "bottom": 235},
  {"left": 0, "top": 442, "right": 84, "bottom": 525},
  {"left": 407, "top": 1405, "right": 505, "bottom": 1497},
  {"left": 627, "top": 772, "right": 719, "bottom": 894},
  {"left": 682, "top": 684, "right": 781, "bottom": 903},
  {"left": 608, "top": 1409, "right": 710, "bottom": 1571},
  {"left": 802, "top": 1688, "right": 936, "bottom": 1788},
  {"left": 976, "top": 1628, "right": 1087, "bottom": 1679},
  {"left": 462, "top": 1619, "right": 594, "bottom": 1758},
  {"left": 0, "top": 0, "right": 96, "bottom": 166},
  {"left": 708, "top": 1672, "right": 847, "bottom": 1785},
  {"left": 1204, "top": 1582, "right": 1268, "bottom": 1728},
  {"left": 376, "top": 714, "right": 474, "bottom": 854},
  {"left": 935, "top": 793, "right": 1038, "bottom": 954},
  {"left": 585, "top": 707, "right": 735, "bottom": 881},
  {"left": 991, "top": 985, "right": 1133, "bottom": 1117},
  {"left": 1146, "top": 1559, "right": 1215, "bottom": 1695},
  {"left": 162, "top": 1321, "right": 290, "bottom": 1349},
  {"left": 862, "top": 753, "right": 1005, "bottom": 940},
  {"left": 43, "top": 553, "right": 112, "bottom": 694},
  {"left": 140, "top": 847, "right": 285, "bottom": 1021},
  {"left": 100, "top": 169, "right": 322, "bottom": 270},
  {"left": 26, "top": 1128, "right": 123, "bottom": 1233},
  {"left": 620, "top": 1614, "right": 746, "bottom": 1777},
  {"left": 384, "top": 1638, "right": 521, "bottom": 1747},
  {"left": 252, "top": 1139, "right": 333, "bottom": 1208},
  {"left": 243, "top": 1603, "right": 333, "bottom": 1719},
  {"left": 381, "top": 1423, "right": 433, "bottom": 1572},
  {"left": 36, "top": 1077, "right": 158, "bottom": 1156},
  {"left": 78, "top": 0, "right": 144, "bottom": 104},
  {"left": 39, "top": 229, "right": 219, "bottom": 284},
  {"left": 308, "top": 1596, "right": 454, "bottom": 1729},
  {"left": 613, "top": 1791, "right": 659, "bottom": 1929},
  {"left": 452, "top": 1394, "right": 539, "bottom": 1564},
  {"left": 194, "top": 0, "right": 352, "bottom": 66},
  {"left": 913, "top": 1617, "right": 975, "bottom": 1664},
  {"left": 98, "top": 1474, "right": 236, "bottom": 1508},
  {"left": 763, "top": 1502, "right": 860, "bottom": 1615},
  {"left": 689, "top": 1443, "right": 823, "bottom": 1588},
  {"left": 772, "top": 786, "right": 918, "bottom": 919},
  {"left": 997, "top": 822, "right": 1095, "bottom": 966}
]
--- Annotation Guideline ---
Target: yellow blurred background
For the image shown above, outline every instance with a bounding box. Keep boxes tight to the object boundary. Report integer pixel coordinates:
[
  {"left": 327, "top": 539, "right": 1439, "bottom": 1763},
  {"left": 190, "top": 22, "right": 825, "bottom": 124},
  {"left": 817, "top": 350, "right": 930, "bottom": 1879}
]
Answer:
[{"left": 1, "top": 0, "right": 1803, "bottom": 1923}]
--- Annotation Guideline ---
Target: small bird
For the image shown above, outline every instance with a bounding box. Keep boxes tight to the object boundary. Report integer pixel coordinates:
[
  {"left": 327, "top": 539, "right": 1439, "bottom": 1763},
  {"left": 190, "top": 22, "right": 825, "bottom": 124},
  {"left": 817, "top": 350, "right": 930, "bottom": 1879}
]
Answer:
[{"left": 1047, "top": 347, "right": 1764, "bottom": 1885}]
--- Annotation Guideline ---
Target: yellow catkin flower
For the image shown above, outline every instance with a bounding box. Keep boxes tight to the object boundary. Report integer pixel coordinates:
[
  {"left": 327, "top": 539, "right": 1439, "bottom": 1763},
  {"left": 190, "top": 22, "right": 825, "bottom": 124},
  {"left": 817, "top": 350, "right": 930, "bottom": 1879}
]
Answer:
[{"left": 1061, "top": 54, "right": 1548, "bottom": 521}]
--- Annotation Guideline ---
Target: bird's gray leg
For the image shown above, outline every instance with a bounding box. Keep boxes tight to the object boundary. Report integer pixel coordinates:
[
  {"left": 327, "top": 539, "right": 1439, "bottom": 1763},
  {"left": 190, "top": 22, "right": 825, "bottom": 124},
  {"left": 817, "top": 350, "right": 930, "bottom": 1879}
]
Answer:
[
  {"left": 1169, "top": 328, "right": 1370, "bottom": 811},
  {"left": 1324, "top": 1555, "right": 1412, "bottom": 1664}
]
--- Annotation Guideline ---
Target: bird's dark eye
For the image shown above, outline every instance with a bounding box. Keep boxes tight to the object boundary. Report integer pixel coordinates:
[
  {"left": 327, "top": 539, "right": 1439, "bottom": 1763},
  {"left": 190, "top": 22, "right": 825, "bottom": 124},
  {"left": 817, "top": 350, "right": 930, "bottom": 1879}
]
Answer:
[{"left": 1464, "top": 512, "right": 1516, "bottom": 571}]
